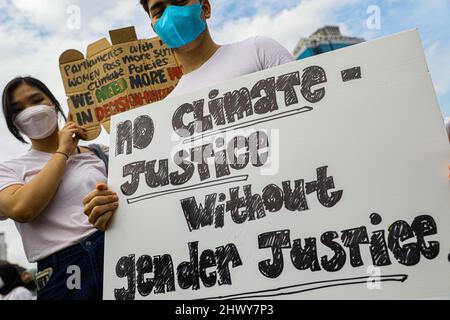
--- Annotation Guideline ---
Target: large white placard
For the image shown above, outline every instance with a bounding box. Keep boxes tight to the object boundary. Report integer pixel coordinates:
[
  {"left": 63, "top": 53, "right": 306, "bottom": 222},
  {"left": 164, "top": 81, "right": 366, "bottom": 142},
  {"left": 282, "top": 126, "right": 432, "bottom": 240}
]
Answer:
[{"left": 104, "top": 30, "right": 450, "bottom": 300}]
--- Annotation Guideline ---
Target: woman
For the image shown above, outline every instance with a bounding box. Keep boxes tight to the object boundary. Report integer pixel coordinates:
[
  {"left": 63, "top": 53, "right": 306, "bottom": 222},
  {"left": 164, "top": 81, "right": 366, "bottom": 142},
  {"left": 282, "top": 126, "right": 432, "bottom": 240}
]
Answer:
[
  {"left": 0, "top": 77, "right": 119, "bottom": 300},
  {"left": 0, "top": 263, "right": 34, "bottom": 300}
]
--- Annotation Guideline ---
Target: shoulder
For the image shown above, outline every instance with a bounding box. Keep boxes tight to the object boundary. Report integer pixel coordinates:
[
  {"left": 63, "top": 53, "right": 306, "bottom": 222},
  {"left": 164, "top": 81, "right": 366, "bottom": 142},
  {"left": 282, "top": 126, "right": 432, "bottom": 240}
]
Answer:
[
  {"left": 0, "top": 158, "right": 27, "bottom": 219},
  {"left": 230, "top": 36, "right": 280, "bottom": 47},
  {"left": 252, "top": 36, "right": 291, "bottom": 55},
  {"left": 245, "top": 36, "right": 295, "bottom": 70},
  {"left": 0, "top": 149, "right": 36, "bottom": 168},
  {"left": 0, "top": 159, "right": 25, "bottom": 206},
  {"left": 223, "top": 36, "right": 277, "bottom": 53},
  {"left": 253, "top": 36, "right": 283, "bottom": 47},
  {"left": 0, "top": 157, "right": 26, "bottom": 175},
  {"left": 0, "top": 150, "right": 43, "bottom": 176},
  {"left": 98, "top": 144, "right": 109, "bottom": 155},
  {"left": 85, "top": 144, "right": 109, "bottom": 156}
]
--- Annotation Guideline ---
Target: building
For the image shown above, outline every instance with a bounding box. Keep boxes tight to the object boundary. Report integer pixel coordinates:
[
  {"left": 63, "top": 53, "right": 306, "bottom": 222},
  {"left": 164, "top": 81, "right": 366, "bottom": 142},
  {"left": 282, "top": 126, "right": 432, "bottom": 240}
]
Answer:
[
  {"left": 0, "top": 232, "right": 7, "bottom": 261},
  {"left": 293, "top": 26, "right": 365, "bottom": 60}
]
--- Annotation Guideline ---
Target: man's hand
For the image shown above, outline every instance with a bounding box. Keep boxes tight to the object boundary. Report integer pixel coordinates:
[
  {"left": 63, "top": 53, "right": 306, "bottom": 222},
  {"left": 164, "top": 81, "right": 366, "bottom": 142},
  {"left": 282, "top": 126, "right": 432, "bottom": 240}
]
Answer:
[{"left": 83, "top": 183, "right": 119, "bottom": 231}]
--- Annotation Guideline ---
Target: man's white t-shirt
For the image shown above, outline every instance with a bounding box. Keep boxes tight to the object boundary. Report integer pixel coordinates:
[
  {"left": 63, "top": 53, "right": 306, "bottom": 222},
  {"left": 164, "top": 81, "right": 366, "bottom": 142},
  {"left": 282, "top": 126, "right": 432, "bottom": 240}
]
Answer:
[
  {"left": 168, "top": 36, "right": 295, "bottom": 98},
  {"left": 0, "top": 146, "right": 108, "bottom": 262},
  {"left": 0, "top": 286, "right": 34, "bottom": 300}
]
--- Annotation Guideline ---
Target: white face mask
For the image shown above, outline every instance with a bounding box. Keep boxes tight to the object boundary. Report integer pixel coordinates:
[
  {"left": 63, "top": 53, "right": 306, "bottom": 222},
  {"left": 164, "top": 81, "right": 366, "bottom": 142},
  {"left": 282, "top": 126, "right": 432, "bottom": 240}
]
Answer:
[{"left": 14, "top": 105, "right": 58, "bottom": 140}]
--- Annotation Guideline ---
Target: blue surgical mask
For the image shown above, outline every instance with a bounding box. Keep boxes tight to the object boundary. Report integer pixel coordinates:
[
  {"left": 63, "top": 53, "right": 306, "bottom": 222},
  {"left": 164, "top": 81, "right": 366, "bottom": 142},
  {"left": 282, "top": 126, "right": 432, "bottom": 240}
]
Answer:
[{"left": 153, "top": 3, "right": 206, "bottom": 49}]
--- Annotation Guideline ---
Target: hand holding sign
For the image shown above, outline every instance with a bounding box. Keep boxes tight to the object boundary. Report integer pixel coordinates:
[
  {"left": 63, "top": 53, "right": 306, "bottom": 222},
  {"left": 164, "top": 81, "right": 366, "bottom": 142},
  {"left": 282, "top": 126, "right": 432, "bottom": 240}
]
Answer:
[
  {"left": 58, "top": 26, "right": 183, "bottom": 141},
  {"left": 83, "top": 183, "right": 119, "bottom": 231},
  {"left": 105, "top": 30, "right": 450, "bottom": 300}
]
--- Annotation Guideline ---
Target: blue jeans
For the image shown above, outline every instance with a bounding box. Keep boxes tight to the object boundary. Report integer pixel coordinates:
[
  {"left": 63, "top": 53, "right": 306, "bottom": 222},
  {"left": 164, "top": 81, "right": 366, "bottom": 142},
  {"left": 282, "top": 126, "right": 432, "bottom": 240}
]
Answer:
[{"left": 37, "top": 231, "right": 104, "bottom": 300}]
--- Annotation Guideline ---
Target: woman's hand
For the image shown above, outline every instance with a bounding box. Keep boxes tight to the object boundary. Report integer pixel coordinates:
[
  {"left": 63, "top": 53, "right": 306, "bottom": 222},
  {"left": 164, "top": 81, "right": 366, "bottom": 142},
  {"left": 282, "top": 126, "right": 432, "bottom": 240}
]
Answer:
[
  {"left": 83, "top": 183, "right": 119, "bottom": 231},
  {"left": 57, "top": 114, "right": 87, "bottom": 156}
]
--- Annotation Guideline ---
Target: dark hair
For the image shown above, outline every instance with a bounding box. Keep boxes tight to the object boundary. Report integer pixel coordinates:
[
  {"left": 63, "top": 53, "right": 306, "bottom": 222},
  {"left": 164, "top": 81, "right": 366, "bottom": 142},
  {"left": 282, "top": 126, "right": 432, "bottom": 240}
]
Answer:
[
  {"left": 139, "top": 0, "right": 204, "bottom": 15},
  {"left": 0, "top": 263, "right": 26, "bottom": 296},
  {"left": 139, "top": 0, "right": 150, "bottom": 15},
  {"left": 1, "top": 77, "right": 66, "bottom": 144}
]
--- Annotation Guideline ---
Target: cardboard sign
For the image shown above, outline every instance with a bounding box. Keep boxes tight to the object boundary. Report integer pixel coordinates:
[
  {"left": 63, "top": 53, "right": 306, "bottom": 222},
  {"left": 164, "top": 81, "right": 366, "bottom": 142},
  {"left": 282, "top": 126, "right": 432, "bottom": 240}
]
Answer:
[
  {"left": 104, "top": 30, "right": 450, "bottom": 300},
  {"left": 59, "top": 26, "right": 183, "bottom": 140}
]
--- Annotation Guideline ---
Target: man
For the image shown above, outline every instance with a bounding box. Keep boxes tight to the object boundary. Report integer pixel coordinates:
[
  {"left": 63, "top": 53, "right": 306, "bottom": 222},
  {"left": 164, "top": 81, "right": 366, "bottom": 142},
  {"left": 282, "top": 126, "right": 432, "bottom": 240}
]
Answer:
[
  {"left": 83, "top": 0, "right": 450, "bottom": 231},
  {"left": 82, "top": 1, "right": 294, "bottom": 232},
  {"left": 139, "top": 0, "right": 295, "bottom": 98}
]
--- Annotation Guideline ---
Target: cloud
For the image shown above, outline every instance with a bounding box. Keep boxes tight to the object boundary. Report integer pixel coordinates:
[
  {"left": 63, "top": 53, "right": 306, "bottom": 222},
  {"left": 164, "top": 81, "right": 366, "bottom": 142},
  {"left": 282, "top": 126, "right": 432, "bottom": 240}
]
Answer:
[
  {"left": 327, "top": 0, "right": 450, "bottom": 117},
  {"left": 211, "top": 0, "right": 357, "bottom": 51}
]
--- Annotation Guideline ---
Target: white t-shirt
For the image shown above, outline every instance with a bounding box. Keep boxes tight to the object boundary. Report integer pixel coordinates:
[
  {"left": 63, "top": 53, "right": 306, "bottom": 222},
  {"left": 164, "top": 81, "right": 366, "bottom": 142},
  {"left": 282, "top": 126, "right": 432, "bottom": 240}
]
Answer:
[
  {"left": 168, "top": 36, "right": 295, "bottom": 98},
  {"left": 0, "top": 286, "right": 34, "bottom": 300},
  {"left": 0, "top": 146, "right": 108, "bottom": 262}
]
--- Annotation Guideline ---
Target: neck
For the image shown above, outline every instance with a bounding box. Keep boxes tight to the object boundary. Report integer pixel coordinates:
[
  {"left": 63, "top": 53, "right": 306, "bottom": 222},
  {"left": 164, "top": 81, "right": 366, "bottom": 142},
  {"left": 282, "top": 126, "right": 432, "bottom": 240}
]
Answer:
[
  {"left": 174, "top": 29, "right": 221, "bottom": 75},
  {"left": 31, "top": 129, "right": 60, "bottom": 153}
]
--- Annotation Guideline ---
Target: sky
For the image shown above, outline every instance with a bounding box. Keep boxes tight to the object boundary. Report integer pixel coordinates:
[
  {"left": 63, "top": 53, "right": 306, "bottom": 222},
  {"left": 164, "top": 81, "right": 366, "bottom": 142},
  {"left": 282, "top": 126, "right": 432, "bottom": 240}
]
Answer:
[{"left": 0, "top": 0, "right": 449, "bottom": 269}]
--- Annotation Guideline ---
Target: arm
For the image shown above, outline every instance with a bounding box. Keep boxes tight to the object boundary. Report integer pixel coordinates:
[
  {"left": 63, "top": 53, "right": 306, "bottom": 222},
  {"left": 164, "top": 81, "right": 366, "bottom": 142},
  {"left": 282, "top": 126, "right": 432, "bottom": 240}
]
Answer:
[{"left": 0, "top": 121, "right": 86, "bottom": 223}]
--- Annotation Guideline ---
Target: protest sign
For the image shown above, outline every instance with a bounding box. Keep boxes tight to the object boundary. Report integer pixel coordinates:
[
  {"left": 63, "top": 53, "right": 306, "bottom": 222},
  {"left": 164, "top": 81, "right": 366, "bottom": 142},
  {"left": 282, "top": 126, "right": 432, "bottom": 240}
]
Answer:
[
  {"left": 104, "top": 30, "right": 450, "bottom": 300},
  {"left": 58, "top": 26, "right": 183, "bottom": 140}
]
